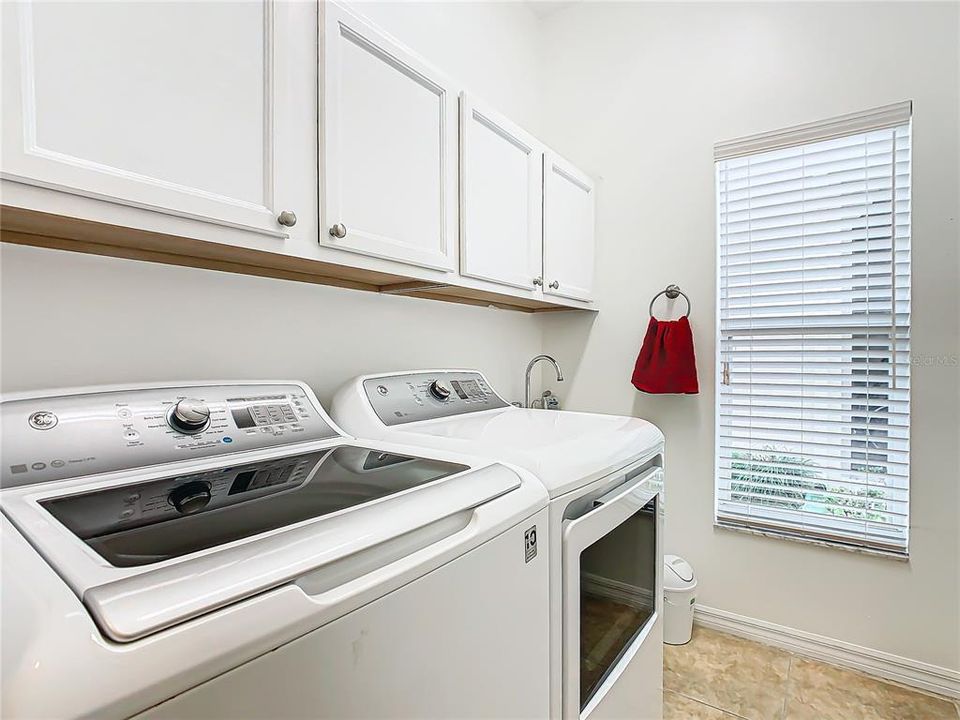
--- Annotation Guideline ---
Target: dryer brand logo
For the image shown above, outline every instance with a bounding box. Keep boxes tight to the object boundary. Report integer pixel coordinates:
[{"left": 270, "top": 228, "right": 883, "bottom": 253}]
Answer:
[{"left": 524, "top": 526, "right": 537, "bottom": 563}]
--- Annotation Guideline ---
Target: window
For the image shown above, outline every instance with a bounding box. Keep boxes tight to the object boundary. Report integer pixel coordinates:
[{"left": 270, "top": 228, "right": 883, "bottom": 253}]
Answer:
[{"left": 715, "top": 102, "right": 912, "bottom": 556}]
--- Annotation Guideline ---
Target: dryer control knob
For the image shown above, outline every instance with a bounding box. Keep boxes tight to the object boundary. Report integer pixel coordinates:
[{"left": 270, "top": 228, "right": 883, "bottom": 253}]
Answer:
[
  {"left": 168, "top": 399, "right": 211, "bottom": 434},
  {"left": 168, "top": 481, "right": 212, "bottom": 515},
  {"left": 428, "top": 380, "right": 451, "bottom": 401}
]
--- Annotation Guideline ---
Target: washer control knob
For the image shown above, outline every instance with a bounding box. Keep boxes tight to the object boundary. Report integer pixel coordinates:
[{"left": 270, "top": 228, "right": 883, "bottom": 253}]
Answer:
[
  {"left": 168, "top": 399, "right": 211, "bottom": 434},
  {"left": 428, "top": 380, "right": 451, "bottom": 401},
  {"left": 168, "top": 481, "right": 212, "bottom": 515}
]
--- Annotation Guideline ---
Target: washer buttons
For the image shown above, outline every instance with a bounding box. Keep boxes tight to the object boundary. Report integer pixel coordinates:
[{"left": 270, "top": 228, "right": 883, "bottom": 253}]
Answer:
[
  {"left": 50, "top": 459, "right": 66, "bottom": 468},
  {"left": 124, "top": 430, "right": 140, "bottom": 442},
  {"left": 119, "top": 508, "right": 135, "bottom": 520},
  {"left": 117, "top": 408, "right": 133, "bottom": 419}
]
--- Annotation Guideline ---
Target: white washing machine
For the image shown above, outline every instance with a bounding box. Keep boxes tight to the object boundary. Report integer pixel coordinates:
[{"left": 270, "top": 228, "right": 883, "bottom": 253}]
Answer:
[
  {"left": 332, "top": 370, "right": 666, "bottom": 720},
  {"left": 1, "top": 381, "right": 550, "bottom": 719}
]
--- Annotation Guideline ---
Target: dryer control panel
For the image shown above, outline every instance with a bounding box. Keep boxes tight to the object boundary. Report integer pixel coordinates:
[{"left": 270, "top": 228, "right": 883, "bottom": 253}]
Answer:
[
  {"left": 1, "top": 383, "right": 339, "bottom": 488},
  {"left": 362, "top": 372, "right": 510, "bottom": 426}
]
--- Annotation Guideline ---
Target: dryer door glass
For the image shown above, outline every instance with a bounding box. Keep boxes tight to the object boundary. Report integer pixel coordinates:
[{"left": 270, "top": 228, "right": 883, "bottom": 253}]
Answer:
[{"left": 579, "top": 496, "right": 657, "bottom": 710}]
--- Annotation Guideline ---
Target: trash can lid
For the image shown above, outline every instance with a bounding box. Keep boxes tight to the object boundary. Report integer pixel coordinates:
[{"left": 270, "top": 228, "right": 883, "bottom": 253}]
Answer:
[{"left": 664, "top": 554, "right": 696, "bottom": 590}]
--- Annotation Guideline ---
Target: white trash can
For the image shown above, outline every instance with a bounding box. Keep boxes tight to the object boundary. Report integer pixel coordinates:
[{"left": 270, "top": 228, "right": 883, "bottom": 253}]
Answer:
[{"left": 663, "top": 555, "right": 697, "bottom": 645}]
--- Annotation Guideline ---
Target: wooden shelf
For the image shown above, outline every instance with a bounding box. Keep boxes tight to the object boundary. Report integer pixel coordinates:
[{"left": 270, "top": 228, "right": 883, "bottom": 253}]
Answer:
[{"left": 0, "top": 206, "right": 592, "bottom": 314}]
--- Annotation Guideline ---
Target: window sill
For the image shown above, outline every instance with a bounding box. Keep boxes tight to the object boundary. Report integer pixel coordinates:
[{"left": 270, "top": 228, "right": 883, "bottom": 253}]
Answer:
[{"left": 713, "top": 521, "right": 909, "bottom": 562}]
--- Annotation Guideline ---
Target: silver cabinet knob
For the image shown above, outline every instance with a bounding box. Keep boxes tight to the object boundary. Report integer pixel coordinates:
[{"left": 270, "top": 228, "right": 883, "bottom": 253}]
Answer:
[
  {"left": 329, "top": 223, "right": 347, "bottom": 238},
  {"left": 532, "top": 277, "right": 543, "bottom": 287},
  {"left": 549, "top": 280, "right": 560, "bottom": 290},
  {"left": 277, "top": 210, "right": 297, "bottom": 227}
]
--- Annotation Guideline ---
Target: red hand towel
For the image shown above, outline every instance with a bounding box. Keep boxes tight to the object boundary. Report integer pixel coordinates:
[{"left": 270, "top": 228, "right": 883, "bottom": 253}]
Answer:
[{"left": 631, "top": 316, "right": 700, "bottom": 394}]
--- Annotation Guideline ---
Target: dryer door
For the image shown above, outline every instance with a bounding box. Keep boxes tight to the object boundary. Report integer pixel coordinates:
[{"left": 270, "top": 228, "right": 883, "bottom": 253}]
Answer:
[{"left": 562, "top": 466, "right": 662, "bottom": 719}]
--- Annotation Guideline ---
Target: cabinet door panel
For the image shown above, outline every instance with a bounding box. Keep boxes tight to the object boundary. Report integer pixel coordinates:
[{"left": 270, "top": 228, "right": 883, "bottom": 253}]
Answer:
[
  {"left": 543, "top": 153, "right": 595, "bottom": 302},
  {"left": 460, "top": 94, "right": 542, "bottom": 291},
  {"left": 322, "top": 4, "right": 457, "bottom": 271},
  {"left": 0, "top": 1, "right": 285, "bottom": 238}
]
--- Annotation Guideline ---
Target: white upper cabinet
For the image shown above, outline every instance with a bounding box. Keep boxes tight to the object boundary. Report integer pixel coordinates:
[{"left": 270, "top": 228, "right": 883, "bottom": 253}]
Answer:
[
  {"left": 459, "top": 93, "right": 543, "bottom": 292},
  {"left": 542, "top": 152, "right": 595, "bottom": 302},
  {"left": 1, "top": 1, "right": 597, "bottom": 311},
  {"left": 0, "top": 1, "right": 293, "bottom": 239},
  {"left": 320, "top": 3, "right": 458, "bottom": 272}
]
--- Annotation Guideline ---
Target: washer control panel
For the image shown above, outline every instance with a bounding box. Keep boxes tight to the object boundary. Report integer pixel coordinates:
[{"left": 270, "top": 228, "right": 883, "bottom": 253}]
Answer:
[
  {"left": 1, "top": 383, "right": 339, "bottom": 488},
  {"left": 363, "top": 372, "right": 509, "bottom": 426}
]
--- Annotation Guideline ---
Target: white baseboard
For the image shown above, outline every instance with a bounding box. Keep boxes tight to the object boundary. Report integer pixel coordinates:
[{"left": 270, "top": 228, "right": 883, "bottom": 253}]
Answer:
[{"left": 694, "top": 604, "right": 960, "bottom": 700}]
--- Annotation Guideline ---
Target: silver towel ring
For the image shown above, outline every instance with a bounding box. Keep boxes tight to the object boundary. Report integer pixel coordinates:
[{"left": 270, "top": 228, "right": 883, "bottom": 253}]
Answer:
[{"left": 649, "top": 284, "right": 691, "bottom": 318}]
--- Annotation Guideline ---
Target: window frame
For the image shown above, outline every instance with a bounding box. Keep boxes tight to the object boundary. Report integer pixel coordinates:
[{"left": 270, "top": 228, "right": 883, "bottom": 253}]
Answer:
[{"left": 713, "top": 103, "right": 912, "bottom": 558}]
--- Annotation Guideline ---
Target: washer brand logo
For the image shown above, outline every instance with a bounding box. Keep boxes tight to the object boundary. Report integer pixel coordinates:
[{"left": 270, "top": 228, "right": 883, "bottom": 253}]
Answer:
[
  {"left": 524, "top": 526, "right": 537, "bottom": 563},
  {"left": 28, "top": 410, "right": 58, "bottom": 430}
]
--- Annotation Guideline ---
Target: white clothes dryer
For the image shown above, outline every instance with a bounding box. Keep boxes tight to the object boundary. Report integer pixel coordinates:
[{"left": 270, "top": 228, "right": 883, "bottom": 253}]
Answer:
[{"left": 332, "top": 369, "right": 666, "bottom": 720}]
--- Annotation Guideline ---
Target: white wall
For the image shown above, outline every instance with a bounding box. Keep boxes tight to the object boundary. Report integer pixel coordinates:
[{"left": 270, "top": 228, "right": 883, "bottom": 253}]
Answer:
[
  {"left": 0, "top": 244, "right": 542, "bottom": 403},
  {"left": 538, "top": 2, "right": 960, "bottom": 670},
  {"left": 0, "top": 0, "right": 545, "bottom": 405}
]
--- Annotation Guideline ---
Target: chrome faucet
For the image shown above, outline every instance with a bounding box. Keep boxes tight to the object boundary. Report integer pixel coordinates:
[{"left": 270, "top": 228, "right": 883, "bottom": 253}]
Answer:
[{"left": 525, "top": 354, "right": 564, "bottom": 408}]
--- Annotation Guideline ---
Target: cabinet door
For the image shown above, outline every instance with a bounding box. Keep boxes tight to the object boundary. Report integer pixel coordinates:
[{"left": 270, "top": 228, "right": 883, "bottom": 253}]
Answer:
[
  {"left": 0, "top": 1, "right": 289, "bottom": 239},
  {"left": 321, "top": 3, "right": 457, "bottom": 272},
  {"left": 459, "top": 94, "right": 543, "bottom": 292},
  {"left": 543, "top": 152, "right": 595, "bottom": 302}
]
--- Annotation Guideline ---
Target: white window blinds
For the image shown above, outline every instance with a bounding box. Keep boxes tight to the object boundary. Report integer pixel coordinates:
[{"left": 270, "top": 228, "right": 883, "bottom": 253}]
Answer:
[{"left": 715, "top": 103, "right": 912, "bottom": 555}]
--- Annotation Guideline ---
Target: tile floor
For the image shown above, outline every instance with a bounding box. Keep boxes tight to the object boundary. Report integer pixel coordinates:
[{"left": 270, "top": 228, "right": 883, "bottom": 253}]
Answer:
[{"left": 664, "top": 626, "right": 959, "bottom": 720}]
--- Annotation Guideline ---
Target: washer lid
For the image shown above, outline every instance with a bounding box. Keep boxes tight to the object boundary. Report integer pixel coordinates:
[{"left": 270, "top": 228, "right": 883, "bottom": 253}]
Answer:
[
  {"left": 41, "top": 445, "right": 467, "bottom": 568},
  {"left": 664, "top": 554, "right": 696, "bottom": 590},
  {"left": 8, "top": 446, "right": 523, "bottom": 643}
]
